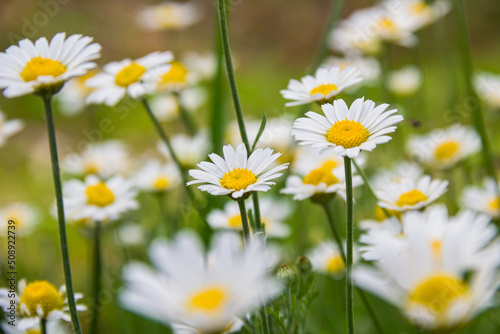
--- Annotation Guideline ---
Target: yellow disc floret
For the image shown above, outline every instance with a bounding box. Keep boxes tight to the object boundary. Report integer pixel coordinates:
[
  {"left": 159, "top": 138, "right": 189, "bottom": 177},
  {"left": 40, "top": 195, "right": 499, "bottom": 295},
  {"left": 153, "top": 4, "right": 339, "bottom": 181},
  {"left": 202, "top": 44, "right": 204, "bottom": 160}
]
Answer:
[
  {"left": 327, "top": 119, "right": 369, "bottom": 149},
  {"left": 303, "top": 168, "right": 339, "bottom": 186},
  {"left": 86, "top": 182, "right": 115, "bottom": 207},
  {"left": 20, "top": 281, "right": 64, "bottom": 318},
  {"left": 310, "top": 83, "right": 338, "bottom": 97},
  {"left": 115, "top": 62, "right": 147, "bottom": 87},
  {"left": 397, "top": 189, "right": 428, "bottom": 207},
  {"left": 220, "top": 168, "right": 257, "bottom": 191},
  {"left": 326, "top": 255, "right": 344, "bottom": 274},
  {"left": 228, "top": 215, "right": 243, "bottom": 229},
  {"left": 489, "top": 197, "right": 500, "bottom": 211},
  {"left": 21, "top": 57, "right": 66, "bottom": 82},
  {"left": 160, "top": 61, "right": 188, "bottom": 85},
  {"left": 188, "top": 286, "right": 227, "bottom": 313},
  {"left": 153, "top": 177, "right": 170, "bottom": 190},
  {"left": 434, "top": 141, "right": 460, "bottom": 161}
]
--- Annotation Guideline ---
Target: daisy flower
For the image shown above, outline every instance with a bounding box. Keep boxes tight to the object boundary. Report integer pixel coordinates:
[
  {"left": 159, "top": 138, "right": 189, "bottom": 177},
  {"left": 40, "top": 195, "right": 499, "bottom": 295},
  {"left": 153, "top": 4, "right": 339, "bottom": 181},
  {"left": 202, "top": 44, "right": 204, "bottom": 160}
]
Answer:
[
  {"left": 355, "top": 206, "right": 500, "bottom": 329},
  {"left": 187, "top": 144, "right": 289, "bottom": 199},
  {"left": 182, "top": 52, "right": 217, "bottom": 82},
  {"left": 63, "top": 140, "right": 130, "bottom": 178},
  {"left": 292, "top": 97, "right": 403, "bottom": 158},
  {"left": 55, "top": 70, "right": 97, "bottom": 116},
  {"left": 158, "top": 132, "right": 209, "bottom": 168},
  {"left": 120, "top": 231, "right": 280, "bottom": 333},
  {"left": 371, "top": 160, "right": 423, "bottom": 189},
  {"left": 0, "top": 111, "right": 24, "bottom": 147},
  {"left": 207, "top": 198, "right": 292, "bottom": 238},
  {"left": 281, "top": 65, "right": 363, "bottom": 106},
  {"left": 133, "top": 159, "right": 180, "bottom": 192},
  {"left": 408, "top": 124, "right": 481, "bottom": 169},
  {"left": 0, "top": 279, "right": 86, "bottom": 326},
  {"left": 0, "top": 33, "right": 101, "bottom": 98},
  {"left": 136, "top": 1, "right": 202, "bottom": 31},
  {"left": 116, "top": 223, "right": 147, "bottom": 247},
  {"left": 474, "top": 71, "right": 500, "bottom": 109},
  {"left": 383, "top": 0, "right": 451, "bottom": 31},
  {"left": 86, "top": 51, "right": 173, "bottom": 106},
  {"left": 0, "top": 203, "right": 40, "bottom": 237},
  {"left": 323, "top": 56, "right": 380, "bottom": 86},
  {"left": 156, "top": 61, "right": 193, "bottom": 92},
  {"left": 387, "top": 65, "right": 422, "bottom": 96},
  {"left": 462, "top": 178, "right": 500, "bottom": 218},
  {"left": 308, "top": 241, "right": 346, "bottom": 278},
  {"left": 63, "top": 175, "right": 138, "bottom": 223},
  {"left": 150, "top": 87, "right": 207, "bottom": 122},
  {"left": 376, "top": 175, "right": 448, "bottom": 212}
]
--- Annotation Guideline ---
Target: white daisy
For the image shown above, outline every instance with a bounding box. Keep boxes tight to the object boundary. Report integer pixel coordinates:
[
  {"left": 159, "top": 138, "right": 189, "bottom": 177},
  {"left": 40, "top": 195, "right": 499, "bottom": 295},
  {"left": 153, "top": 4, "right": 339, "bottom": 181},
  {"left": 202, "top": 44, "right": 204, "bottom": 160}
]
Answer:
[
  {"left": 62, "top": 140, "right": 130, "bottom": 178},
  {"left": 281, "top": 65, "right": 363, "bottom": 106},
  {"left": 462, "top": 178, "right": 500, "bottom": 218},
  {"left": 387, "top": 65, "right": 422, "bottom": 96},
  {"left": 292, "top": 97, "right": 403, "bottom": 158},
  {"left": 408, "top": 124, "right": 481, "bottom": 169},
  {"left": 136, "top": 1, "right": 202, "bottom": 31},
  {"left": 63, "top": 175, "right": 138, "bottom": 223},
  {"left": 0, "top": 32, "right": 101, "bottom": 98},
  {"left": 207, "top": 198, "right": 292, "bottom": 238},
  {"left": 323, "top": 56, "right": 381, "bottom": 86},
  {"left": 474, "top": 71, "right": 500, "bottom": 109},
  {"left": 355, "top": 206, "right": 500, "bottom": 329},
  {"left": 182, "top": 52, "right": 216, "bottom": 82},
  {"left": 0, "top": 203, "right": 40, "bottom": 237},
  {"left": 55, "top": 70, "right": 97, "bottom": 116},
  {"left": 187, "top": 144, "right": 289, "bottom": 199},
  {"left": 0, "top": 111, "right": 24, "bottom": 147},
  {"left": 376, "top": 175, "right": 448, "bottom": 212},
  {"left": 156, "top": 61, "right": 194, "bottom": 92},
  {"left": 383, "top": 0, "right": 451, "bottom": 31},
  {"left": 116, "top": 223, "right": 147, "bottom": 247},
  {"left": 308, "top": 241, "right": 346, "bottom": 278},
  {"left": 150, "top": 87, "right": 207, "bottom": 122},
  {"left": 86, "top": 51, "right": 173, "bottom": 106},
  {"left": 371, "top": 160, "right": 423, "bottom": 189},
  {"left": 134, "top": 159, "right": 180, "bottom": 192},
  {"left": 120, "top": 231, "right": 280, "bottom": 333},
  {"left": 1, "top": 319, "right": 67, "bottom": 334},
  {"left": 158, "top": 132, "right": 209, "bottom": 168}
]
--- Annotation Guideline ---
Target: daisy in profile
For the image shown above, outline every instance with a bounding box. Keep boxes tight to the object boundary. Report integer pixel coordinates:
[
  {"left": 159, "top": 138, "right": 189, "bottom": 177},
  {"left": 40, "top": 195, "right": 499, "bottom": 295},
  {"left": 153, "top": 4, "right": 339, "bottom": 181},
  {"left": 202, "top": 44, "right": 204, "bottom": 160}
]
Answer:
[
  {"left": 281, "top": 65, "right": 362, "bottom": 107},
  {"left": 0, "top": 203, "right": 40, "bottom": 237},
  {"left": 158, "top": 132, "right": 209, "bottom": 168},
  {"left": 408, "top": 124, "right": 481, "bottom": 169},
  {"left": 120, "top": 231, "right": 280, "bottom": 333},
  {"left": 86, "top": 51, "right": 173, "bottom": 106},
  {"left": 133, "top": 159, "right": 180, "bottom": 193},
  {"left": 462, "top": 178, "right": 500, "bottom": 219},
  {"left": 376, "top": 175, "right": 448, "bottom": 212},
  {"left": 292, "top": 97, "right": 403, "bottom": 158},
  {"left": 63, "top": 140, "right": 130, "bottom": 178},
  {"left": 207, "top": 198, "right": 292, "bottom": 238},
  {"left": 0, "top": 279, "right": 86, "bottom": 327},
  {"left": 474, "top": 71, "right": 500, "bottom": 109},
  {"left": 63, "top": 175, "right": 138, "bottom": 223},
  {"left": 0, "top": 32, "right": 101, "bottom": 98},
  {"left": 387, "top": 65, "right": 422, "bottom": 96},
  {"left": 136, "top": 1, "right": 202, "bottom": 31},
  {"left": 308, "top": 241, "right": 346, "bottom": 279},
  {"left": 187, "top": 144, "right": 289, "bottom": 199},
  {"left": 356, "top": 206, "right": 500, "bottom": 329},
  {"left": 0, "top": 111, "right": 24, "bottom": 147}
]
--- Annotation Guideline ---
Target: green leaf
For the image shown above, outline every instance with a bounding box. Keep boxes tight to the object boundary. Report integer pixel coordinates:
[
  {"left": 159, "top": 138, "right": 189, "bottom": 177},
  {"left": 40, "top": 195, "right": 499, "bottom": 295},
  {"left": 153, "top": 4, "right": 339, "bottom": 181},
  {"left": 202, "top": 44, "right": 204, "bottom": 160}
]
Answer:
[{"left": 251, "top": 113, "right": 267, "bottom": 152}]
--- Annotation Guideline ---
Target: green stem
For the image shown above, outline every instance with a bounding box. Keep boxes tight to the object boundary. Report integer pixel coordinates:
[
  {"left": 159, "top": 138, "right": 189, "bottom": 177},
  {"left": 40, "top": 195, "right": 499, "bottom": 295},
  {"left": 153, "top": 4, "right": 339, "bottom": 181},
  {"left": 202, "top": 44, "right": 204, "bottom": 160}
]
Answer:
[
  {"left": 252, "top": 192, "right": 263, "bottom": 232},
  {"left": 454, "top": 0, "right": 499, "bottom": 196},
  {"left": 91, "top": 221, "right": 102, "bottom": 334},
  {"left": 236, "top": 199, "right": 251, "bottom": 243},
  {"left": 352, "top": 159, "right": 391, "bottom": 218},
  {"left": 41, "top": 95, "right": 82, "bottom": 334},
  {"left": 174, "top": 92, "right": 198, "bottom": 136},
  {"left": 260, "top": 308, "right": 271, "bottom": 334},
  {"left": 344, "top": 157, "right": 354, "bottom": 334},
  {"left": 40, "top": 318, "right": 47, "bottom": 334}
]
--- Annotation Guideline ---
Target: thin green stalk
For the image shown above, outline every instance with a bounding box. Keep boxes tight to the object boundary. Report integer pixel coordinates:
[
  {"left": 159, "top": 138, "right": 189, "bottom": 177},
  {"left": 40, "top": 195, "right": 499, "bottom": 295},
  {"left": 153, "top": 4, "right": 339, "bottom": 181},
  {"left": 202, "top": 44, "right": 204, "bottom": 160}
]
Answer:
[
  {"left": 343, "top": 157, "right": 354, "bottom": 334},
  {"left": 41, "top": 95, "right": 82, "bottom": 334},
  {"left": 174, "top": 92, "right": 198, "bottom": 136},
  {"left": 40, "top": 318, "right": 47, "bottom": 334},
  {"left": 454, "top": 0, "right": 499, "bottom": 196},
  {"left": 252, "top": 192, "right": 263, "bottom": 232},
  {"left": 260, "top": 308, "right": 271, "bottom": 334},
  {"left": 352, "top": 159, "right": 391, "bottom": 218},
  {"left": 236, "top": 199, "right": 251, "bottom": 243},
  {"left": 91, "top": 221, "right": 102, "bottom": 334}
]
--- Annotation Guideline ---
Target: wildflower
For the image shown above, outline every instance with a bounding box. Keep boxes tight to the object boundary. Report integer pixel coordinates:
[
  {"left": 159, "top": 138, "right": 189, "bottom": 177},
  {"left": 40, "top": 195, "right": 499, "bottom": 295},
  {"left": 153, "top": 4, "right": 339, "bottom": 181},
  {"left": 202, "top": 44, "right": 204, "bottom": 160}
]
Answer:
[
  {"left": 462, "top": 178, "right": 500, "bottom": 219},
  {"left": 136, "top": 1, "right": 202, "bottom": 31},
  {"left": 158, "top": 132, "right": 209, "bottom": 168},
  {"left": 0, "top": 203, "right": 39, "bottom": 237},
  {"left": 133, "top": 159, "right": 180, "bottom": 192},
  {"left": 308, "top": 241, "right": 346, "bottom": 278},
  {"left": 387, "top": 65, "right": 422, "bottom": 96},
  {"left": 0, "top": 111, "right": 24, "bottom": 147},
  {"left": 474, "top": 71, "right": 500, "bottom": 109}
]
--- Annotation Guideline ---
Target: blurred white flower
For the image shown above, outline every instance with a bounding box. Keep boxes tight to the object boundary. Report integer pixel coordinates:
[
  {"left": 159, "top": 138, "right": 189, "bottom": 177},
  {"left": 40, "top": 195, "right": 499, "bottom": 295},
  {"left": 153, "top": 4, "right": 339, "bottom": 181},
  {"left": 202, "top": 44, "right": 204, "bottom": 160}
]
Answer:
[
  {"left": 0, "top": 111, "right": 24, "bottom": 147},
  {"left": 371, "top": 160, "right": 423, "bottom": 189},
  {"left": 136, "top": 2, "right": 202, "bottom": 31},
  {"left": 116, "top": 223, "right": 147, "bottom": 247},
  {"left": 462, "top": 179, "right": 500, "bottom": 219},
  {"left": 474, "top": 71, "right": 500, "bottom": 109},
  {"left": 323, "top": 56, "right": 381, "bottom": 86},
  {"left": 134, "top": 159, "right": 180, "bottom": 192},
  {"left": 55, "top": 70, "right": 97, "bottom": 116},
  {"left": 182, "top": 52, "right": 216, "bottom": 82},
  {"left": 387, "top": 65, "right": 422, "bottom": 96},
  {"left": 308, "top": 241, "right": 346, "bottom": 279},
  {"left": 158, "top": 132, "right": 209, "bottom": 168},
  {"left": 0, "top": 203, "right": 39, "bottom": 237},
  {"left": 156, "top": 61, "right": 193, "bottom": 92},
  {"left": 383, "top": 0, "right": 451, "bottom": 31}
]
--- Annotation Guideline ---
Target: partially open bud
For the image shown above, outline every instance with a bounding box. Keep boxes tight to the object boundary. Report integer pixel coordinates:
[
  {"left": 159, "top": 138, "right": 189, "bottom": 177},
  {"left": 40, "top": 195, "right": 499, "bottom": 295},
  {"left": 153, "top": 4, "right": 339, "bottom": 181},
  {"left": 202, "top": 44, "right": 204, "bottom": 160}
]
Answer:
[
  {"left": 277, "top": 264, "right": 296, "bottom": 283},
  {"left": 295, "top": 256, "right": 312, "bottom": 275}
]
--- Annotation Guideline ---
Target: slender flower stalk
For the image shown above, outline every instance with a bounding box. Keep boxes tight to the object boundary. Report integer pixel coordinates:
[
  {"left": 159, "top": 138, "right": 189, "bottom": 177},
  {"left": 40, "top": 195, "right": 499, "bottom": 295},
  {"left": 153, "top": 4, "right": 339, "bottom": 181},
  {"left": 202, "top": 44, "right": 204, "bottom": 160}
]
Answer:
[
  {"left": 236, "top": 199, "right": 251, "bottom": 243},
  {"left": 41, "top": 95, "right": 82, "bottom": 334},
  {"left": 454, "top": 0, "right": 499, "bottom": 196},
  {"left": 40, "top": 318, "right": 47, "bottom": 334},
  {"left": 343, "top": 157, "right": 354, "bottom": 334},
  {"left": 91, "top": 220, "right": 102, "bottom": 334},
  {"left": 352, "top": 160, "right": 391, "bottom": 217}
]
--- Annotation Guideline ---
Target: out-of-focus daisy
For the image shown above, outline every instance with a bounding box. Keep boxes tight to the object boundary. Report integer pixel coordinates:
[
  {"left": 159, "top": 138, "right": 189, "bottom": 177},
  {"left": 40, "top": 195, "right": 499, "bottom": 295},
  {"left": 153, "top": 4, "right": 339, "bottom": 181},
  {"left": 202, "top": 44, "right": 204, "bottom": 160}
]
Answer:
[
  {"left": 387, "top": 65, "right": 422, "bottom": 96},
  {"left": 116, "top": 223, "right": 147, "bottom": 247},
  {"left": 383, "top": 0, "right": 451, "bottom": 31},
  {"left": 0, "top": 279, "right": 86, "bottom": 326},
  {"left": 371, "top": 160, "right": 423, "bottom": 189},
  {"left": 136, "top": 1, "right": 202, "bottom": 31},
  {"left": 281, "top": 66, "right": 363, "bottom": 106},
  {"left": 323, "top": 56, "right": 380, "bottom": 86},
  {"left": 150, "top": 87, "right": 207, "bottom": 122},
  {"left": 408, "top": 124, "right": 481, "bottom": 169},
  {"left": 183, "top": 52, "right": 216, "bottom": 82},
  {"left": 207, "top": 198, "right": 292, "bottom": 238},
  {"left": 134, "top": 159, "right": 180, "bottom": 192},
  {"left": 63, "top": 140, "right": 130, "bottom": 178},
  {"left": 1, "top": 319, "right": 68, "bottom": 334},
  {"left": 462, "top": 179, "right": 500, "bottom": 219},
  {"left": 86, "top": 51, "right": 173, "bottom": 106},
  {"left": 63, "top": 175, "right": 138, "bottom": 223},
  {"left": 356, "top": 206, "right": 500, "bottom": 329},
  {"left": 474, "top": 71, "right": 500, "bottom": 109},
  {"left": 55, "top": 70, "right": 97, "bottom": 116},
  {"left": 158, "top": 132, "right": 209, "bottom": 168},
  {"left": 120, "top": 231, "right": 280, "bottom": 333},
  {"left": 188, "top": 144, "right": 289, "bottom": 199},
  {"left": 376, "top": 175, "right": 448, "bottom": 212},
  {"left": 0, "top": 32, "right": 101, "bottom": 98},
  {"left": 292, "top": 97, "right": 403, "bottom": 158},
  {"left": 156, "top": 61, "right": 193, "bottom": 92},
  {"left": 308, "top": 241, "right": 345, "bottom": 278},
  {"left": 0, "top": 203, "right": 39, "bottom": 237},
  {"left": 0, "top": 111, "right": 24, "bottom": 147}
]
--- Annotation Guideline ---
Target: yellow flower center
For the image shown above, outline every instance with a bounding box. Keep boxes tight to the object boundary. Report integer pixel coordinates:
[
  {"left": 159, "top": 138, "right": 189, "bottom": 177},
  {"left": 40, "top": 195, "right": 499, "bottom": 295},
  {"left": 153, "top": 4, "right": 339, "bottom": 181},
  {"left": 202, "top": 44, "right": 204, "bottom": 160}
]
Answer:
[
  {"left": 228, "top": 215, "right": 243, "bottom": 229},
  {"left": 153, "top": 176, "right": 170, "bottom": 190},
  {"left": 434, "top": 141, "right": 460, "bottom": 161},
  {"left": 20, "top": 281, "right": 64, "bottom": 318},
  {"left": 115, "top": 62, "right": 147, "bottom": 87},
  {"left": 86, "top": 182, "right": 115, "bottom": 207},
  {"left": 160, "top": 61, "right": 188, "bottom": 85},
  {"left": 303, "top": 167, "right": 339, "bottom": 186},
  {"left": 408, "top": 274, "right": 468, "bottom": 314},
  {"left": 374, "top": 206, "right": 402, "bottom": 221},
  {"left": 411, "top": 1, "right": 430, "bottom": 15},
  {"left": 379, "top": 17, "right": 396, "bottom": 31},
  {"left": 489, "top": 197, "right": 500, "bottom": 211},
  {"left": 84, "top": 161, "right": 100, "bottom": 175},
  {"left": 76, "top": 70, "right": 97, "bottom": 93},
  {"left": 396, "top": 189, "right": 428, "bottom": 207},
  {"left": 20, "top": 57, "right": 66, "bottom": 82},
  {"left": 220, "top": 168, "right": 257, "bottom": 191},
  {"left": 26, "top": 330, "right": 41, "bottom": 334},
  {"left": 310, "top": 83, "right": 338, "bottom": 97},
  {"left": 326, "top": 255, "right": 344, "bottom": 274},
  {"left": 326, "top": 119, "right": 369, "bottom": 148},
  {"left": 188, "top": 286, "right": 227, "bottom": 313}
]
